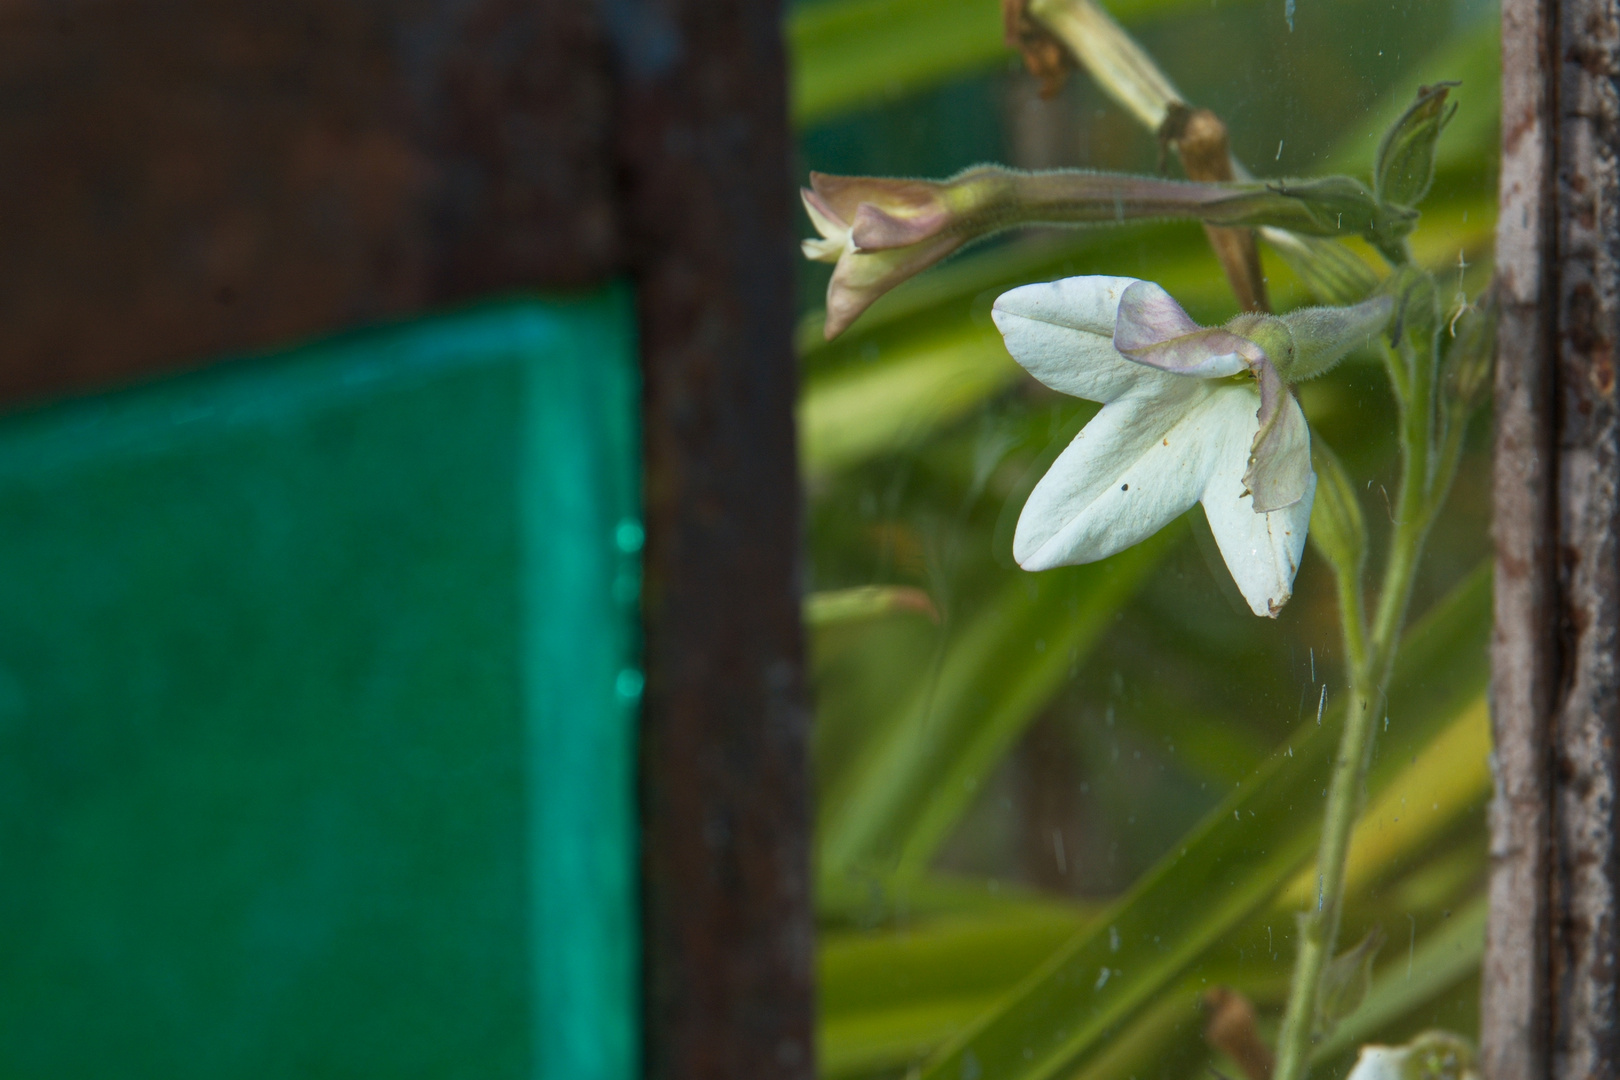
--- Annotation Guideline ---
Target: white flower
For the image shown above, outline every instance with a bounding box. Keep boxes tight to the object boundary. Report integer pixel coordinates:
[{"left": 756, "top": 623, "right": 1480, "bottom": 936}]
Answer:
[
  {"left": 992, "top": 275, "right": 1315, "bottom": 618},
  {"left": 1345, "top": 1032, "right": 1478, "bottom": 1080}
]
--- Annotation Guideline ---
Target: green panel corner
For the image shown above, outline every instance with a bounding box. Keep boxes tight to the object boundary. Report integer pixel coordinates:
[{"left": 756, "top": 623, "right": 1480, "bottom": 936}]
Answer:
[{"left": 0, "top": 288, "right": 641, "bottom": 1079}]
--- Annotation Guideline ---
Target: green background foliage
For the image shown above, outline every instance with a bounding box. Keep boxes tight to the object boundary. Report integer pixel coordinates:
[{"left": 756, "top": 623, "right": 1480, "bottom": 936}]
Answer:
[{"left": 790, "top": 1, "right": 1497, "bottom": 1076}]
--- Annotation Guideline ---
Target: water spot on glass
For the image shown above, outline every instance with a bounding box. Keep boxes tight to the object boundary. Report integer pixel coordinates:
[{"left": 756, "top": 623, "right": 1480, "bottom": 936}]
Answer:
[
  {"left": 616, "top": 668, "right": 645, "bottom": 700},
  {"left": 615, "top": 518, "right": 645, "bottom": 553}
]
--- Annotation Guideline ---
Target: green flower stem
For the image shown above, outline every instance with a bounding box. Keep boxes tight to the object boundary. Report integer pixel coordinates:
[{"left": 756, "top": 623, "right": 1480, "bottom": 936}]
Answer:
[{"left": 1272, "top": 331, "right": 1444, "bottom": 1080}]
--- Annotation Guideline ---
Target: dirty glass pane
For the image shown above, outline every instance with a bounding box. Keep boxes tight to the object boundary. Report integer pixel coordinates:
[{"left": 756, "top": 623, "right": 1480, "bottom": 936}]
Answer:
[
  {"left": 789, "top": 2, "right": 1497, "bottom": 1078},
  {"left": 0, "top": 293, "right": 642, "bottom": 1079}
]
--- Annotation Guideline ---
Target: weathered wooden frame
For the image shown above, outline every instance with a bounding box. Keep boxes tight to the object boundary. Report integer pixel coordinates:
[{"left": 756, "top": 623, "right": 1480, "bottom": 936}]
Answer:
[{"left": 1490, "top": 0, "right": 1619, "bottom": 1074}]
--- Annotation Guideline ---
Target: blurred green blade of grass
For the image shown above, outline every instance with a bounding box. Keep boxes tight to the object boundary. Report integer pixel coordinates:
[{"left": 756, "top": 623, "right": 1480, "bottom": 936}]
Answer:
[
  {"left": 1276, "top": 693, "right": 1489, "bottom": 910},
  {"left": 820, "top": 903, "right": 1093, "bottom": 1078},
  {"left": 914, "top": 561, "right": 1490, "bottom": 1080},
  {"left": 799, "top": 324, "right": 1021, "bottom": 483},
  {"left": 788, "top": 0, "right": 1225, "bottom": 128},
  {"left": 1317, "top": 895, "right": 1486, "bottom": 1061},
  {"left": 817, "top": 872, "right": 1088, "bottom": 928},
  {"left": 807, "top": 584, "right": 940, "bottom": 626},
  {"left": 1321, "top": 18, "right": 1501, "bottom": 180},
  {"left": 812, "top": 673, "right": 1489, "bottom": 1080},
  {"left": 818, "top": 527, "right": 1178, "bottom": 882}
]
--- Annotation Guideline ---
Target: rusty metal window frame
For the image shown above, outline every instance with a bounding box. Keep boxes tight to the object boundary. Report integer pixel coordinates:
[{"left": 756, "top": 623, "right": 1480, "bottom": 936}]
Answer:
[{"left": 0, "top": 1, "right": 815, "bottom": 1075}]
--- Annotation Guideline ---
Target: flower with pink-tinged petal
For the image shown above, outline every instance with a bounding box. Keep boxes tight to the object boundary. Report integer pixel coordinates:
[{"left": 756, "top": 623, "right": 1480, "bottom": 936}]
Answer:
[
  {"left": 993, "top": 276, "right": 1319, "bottom": 617},
  {"left": 801, "top": 173, "right": 969, "bottom": 339}
]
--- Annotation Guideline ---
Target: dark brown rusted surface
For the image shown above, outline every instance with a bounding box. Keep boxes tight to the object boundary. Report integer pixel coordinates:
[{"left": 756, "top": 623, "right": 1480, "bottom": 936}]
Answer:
[
  {"left": 611, "top": 1, "right": 814, "bottom": 1079},
  {"left": 0, "top": 0, "right": 619, "bottom": 405},
  {"left": 1490, "top": 0, "right": 1620, "bottom": 1075}
]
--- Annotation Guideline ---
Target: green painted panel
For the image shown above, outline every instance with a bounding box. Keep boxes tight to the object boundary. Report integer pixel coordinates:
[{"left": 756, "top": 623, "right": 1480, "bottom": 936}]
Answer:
[{"left": 0, "top": 290, "right": 641, "bottom": 1079}]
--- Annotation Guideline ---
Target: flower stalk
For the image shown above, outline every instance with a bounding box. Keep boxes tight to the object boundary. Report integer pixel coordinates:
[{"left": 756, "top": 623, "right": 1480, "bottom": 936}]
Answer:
[{"left": 1271, "top": 272, "right": 1483, "bottom": 1080}]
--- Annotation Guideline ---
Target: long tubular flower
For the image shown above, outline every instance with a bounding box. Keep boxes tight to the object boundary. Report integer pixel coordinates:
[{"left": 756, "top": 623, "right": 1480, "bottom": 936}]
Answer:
[
  {"left": 993, "top": 275, "right": 1316, "bottom": 617},
  {"left": 802, "top": 168, "right": 1406, "bottom": 338}
]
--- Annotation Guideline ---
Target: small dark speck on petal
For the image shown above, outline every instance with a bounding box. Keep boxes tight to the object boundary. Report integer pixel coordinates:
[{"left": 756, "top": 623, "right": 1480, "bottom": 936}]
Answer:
[{"left": 1121, "top": 484, "right": 1129, "bottom": 491}]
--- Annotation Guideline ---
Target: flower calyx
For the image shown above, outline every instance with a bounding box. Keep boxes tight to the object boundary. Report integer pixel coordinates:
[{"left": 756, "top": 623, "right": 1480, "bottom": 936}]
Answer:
[{"left": 1112, "top": 281, "right": 1308, "bottom": 513}]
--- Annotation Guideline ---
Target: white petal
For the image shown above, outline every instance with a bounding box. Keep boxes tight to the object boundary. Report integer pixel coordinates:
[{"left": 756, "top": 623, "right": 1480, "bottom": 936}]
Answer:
[
  {"left": 992, "top": 276, "right": 1173, "bottom": 403},
  {"left": 1014, "top": 379, "right": 1220, "bottom": 569},
  {"left": 1345, "top": 1047, "right": 1407, "bottom": 1080},
  {"left": 1197, "top": 386, "right": 1314, "bottom": 617}
]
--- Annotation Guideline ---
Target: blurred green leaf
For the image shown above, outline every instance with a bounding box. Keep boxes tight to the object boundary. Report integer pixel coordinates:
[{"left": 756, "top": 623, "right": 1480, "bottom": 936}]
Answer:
[
  {"left": 1317, "top": 897, "right": 1485, "bottom": 1060},
  {"left": 1277, "top": 694, "right": 1490, "bottom": 910},
  {"left": 820, "top": 528, "right": 1177, "bottom": 881},
  {"left": 821, "top": 902, "right": 1093, "bottom": 1078},
  {"left": 789, "top": 0, "right": 1247, "bottom": 127},
  {"left": 800, "top": 324, "right": 1020, "bottom": 482},
  {"left": 914, "top": 561, "right": 1489, "bottom": 1080},
  {"left": 1323, "top": 20, "right": 1500, "bottom": 181},
  {"left": 808, "top": 585, "right": 941, "bottom": 626},
  {"left": 790, "top": 0, "right": 1004, "bottom": 127},
  {"left": 818, "top": 871, "right": 1086, "bottom": 929}
]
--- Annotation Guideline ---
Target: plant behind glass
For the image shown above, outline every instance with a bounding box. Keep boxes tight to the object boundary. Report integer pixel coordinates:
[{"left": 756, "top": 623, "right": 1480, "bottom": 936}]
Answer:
[{"left": 801, "top": 3, "right": 1495, "bottom": 1078}]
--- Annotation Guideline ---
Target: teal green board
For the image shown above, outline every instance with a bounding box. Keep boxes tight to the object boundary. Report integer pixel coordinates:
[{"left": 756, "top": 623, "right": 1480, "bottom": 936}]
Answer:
[{"left": 0, "top": 290, "right": 641, "bottom": 1079}]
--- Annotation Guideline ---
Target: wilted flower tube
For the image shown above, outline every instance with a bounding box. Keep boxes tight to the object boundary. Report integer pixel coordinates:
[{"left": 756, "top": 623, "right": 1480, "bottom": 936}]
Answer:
[
  {"left": 992, "top": 276, "right": 1390, "bottom": 617},
  {"left": 803, "top": 166, "right": 1408, "bottom": 338}
]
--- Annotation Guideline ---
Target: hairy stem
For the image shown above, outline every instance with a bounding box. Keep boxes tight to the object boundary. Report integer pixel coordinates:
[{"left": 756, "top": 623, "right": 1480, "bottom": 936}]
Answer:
[{"left": 1271, "top": 332, "right": 1441, "bottom": 1080}]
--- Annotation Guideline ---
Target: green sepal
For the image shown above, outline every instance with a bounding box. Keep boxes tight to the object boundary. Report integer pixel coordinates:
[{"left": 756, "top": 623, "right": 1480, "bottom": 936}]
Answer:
[
  {"left": 1315, "top": 923, "right": 1385, "bottom": 1038},
  {"left": 1279, "top": 295, "right": 1394, "bottom": 382}
]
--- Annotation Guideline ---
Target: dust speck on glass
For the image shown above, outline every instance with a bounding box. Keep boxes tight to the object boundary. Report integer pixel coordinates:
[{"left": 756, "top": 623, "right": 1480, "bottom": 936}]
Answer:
[{"left": 792, "top": 0, "right": 1496, "bottom": 1078}]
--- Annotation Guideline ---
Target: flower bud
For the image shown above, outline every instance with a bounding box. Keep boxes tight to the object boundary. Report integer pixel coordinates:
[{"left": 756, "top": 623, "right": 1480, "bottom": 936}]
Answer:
[
  {"left": 1307, "top": 437, "right": 1367, "bottom": 583},
  {"left": 800, "top": 174, "right": 980, "bottom": 338},
  {"left": 1375, "top": 82, "right": 1458, "bottom": 210}
]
